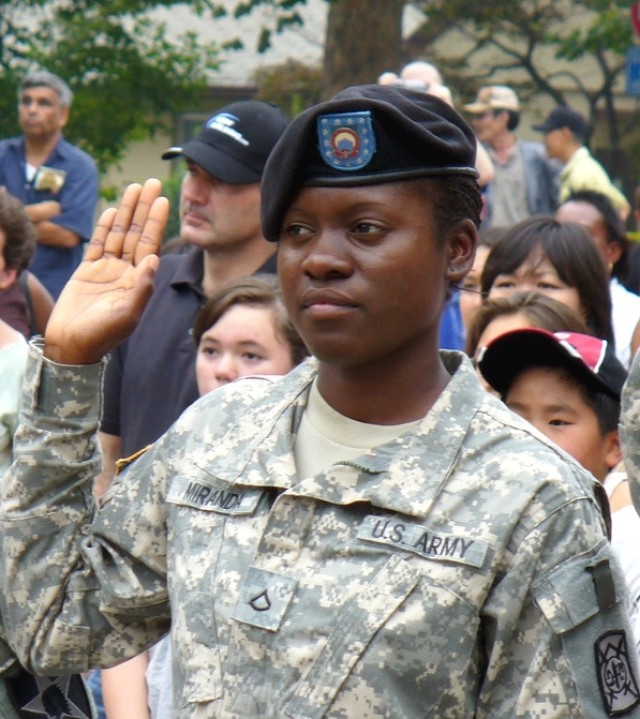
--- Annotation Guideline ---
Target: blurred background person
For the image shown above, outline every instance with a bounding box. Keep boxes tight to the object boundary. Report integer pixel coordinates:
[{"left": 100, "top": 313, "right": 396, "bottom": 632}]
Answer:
[
  {"left": 533, "top": 105, "right": 630, "bottom": 220},
  {"left": 625, "top": 184, "right": 640, "bottom": 295},
  {"left": 458, "top": 226, "right": 506, "bottom": 335},
  {"left": 97, "top": 101, "right": 290, "bottom": 497},
  {"left": 479, "top": 328, "right": 640, "bottom": 653},
  {"left": 0, "top": 189, "right": 53, "bottom": 339},
  {"left": 192, "top": 274, "right": 309, "bottom": 395},
  {"left": 465, "top": 291, "right": 590, "bottom": 391},
  {"left": 0, "top": 70, "right": 99, "bottom": 299},
  {"left": 0, "top": 317, "right": 27, "bottom": 474},
  {"left": 464, "top": 85, "right": 560, "bottom": 229}
]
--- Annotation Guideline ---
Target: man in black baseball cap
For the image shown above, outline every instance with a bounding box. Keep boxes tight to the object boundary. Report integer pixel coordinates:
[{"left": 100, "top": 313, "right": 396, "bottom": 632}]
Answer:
[
  {"left": 5, "top": 84, "right": 640, "bottom": 719},
  {"left": 532, "top": 105, "right": 588, "bottom": 139},
  {"left": 532, "top": 104, "right": 629, "bottom": 217},
  {"left": 162, "top": 100, "right": 289, "bottom": 184},
  {"left": 97, "top": 99, "right": 290, "bottom": 496}
]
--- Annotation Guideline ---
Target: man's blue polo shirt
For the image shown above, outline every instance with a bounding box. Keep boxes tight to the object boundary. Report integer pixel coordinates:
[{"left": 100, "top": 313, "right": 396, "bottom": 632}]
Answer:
[
  {"left": 0, "top": 136, "right": 99, "bottom": 298},
  {"left": 101, "top": 245, "right": 278, "bottom": 457}
]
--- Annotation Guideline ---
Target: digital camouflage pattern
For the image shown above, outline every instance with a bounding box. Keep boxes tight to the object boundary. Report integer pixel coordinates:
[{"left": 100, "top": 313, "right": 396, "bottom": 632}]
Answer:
[
  {"left": 622, "top": 349, "right": 640, "bottom": 514},
  {"left": 2, "top": 343, "right": 640, "bottom": 718}
]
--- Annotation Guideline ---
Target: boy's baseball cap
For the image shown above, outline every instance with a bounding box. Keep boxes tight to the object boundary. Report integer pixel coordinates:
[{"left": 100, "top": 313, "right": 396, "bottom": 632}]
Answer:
[
  {"left": 477, "top": 328, "right": 627, "bottom": 400},
  {"left": 162, "top": 100, "right": 290, "bottom": 184},
  {"left": 463, "top": 86, "right": 520, "bottom": 114},
  {"left": 260, "top": 83, "right": 478, "bottom": 242}
]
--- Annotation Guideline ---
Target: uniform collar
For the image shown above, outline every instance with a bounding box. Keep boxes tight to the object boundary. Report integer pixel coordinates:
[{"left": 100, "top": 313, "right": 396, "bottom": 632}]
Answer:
[{"left": 193, "top": 352, "right": 486, "bottom": 518}]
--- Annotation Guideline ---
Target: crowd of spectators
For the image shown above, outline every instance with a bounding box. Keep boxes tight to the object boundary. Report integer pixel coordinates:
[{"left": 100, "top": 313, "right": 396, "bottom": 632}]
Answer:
[{"left": 3, "top": 63, "right": 640, "bottom": 718}]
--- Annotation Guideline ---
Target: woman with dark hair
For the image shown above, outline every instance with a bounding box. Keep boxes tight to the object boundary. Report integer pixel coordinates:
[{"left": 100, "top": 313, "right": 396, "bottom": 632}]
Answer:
[
  {"left": 0, "top": 189, "right": 54, "bottom": 338},
  {"left": 481, "top": 216, "right": 614, "bottom": 345}
]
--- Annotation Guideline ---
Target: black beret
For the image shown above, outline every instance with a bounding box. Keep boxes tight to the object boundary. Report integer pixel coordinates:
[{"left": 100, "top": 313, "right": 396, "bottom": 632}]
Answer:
[{"left": 261, "top": 84, "right": 478, "bottom": 242}]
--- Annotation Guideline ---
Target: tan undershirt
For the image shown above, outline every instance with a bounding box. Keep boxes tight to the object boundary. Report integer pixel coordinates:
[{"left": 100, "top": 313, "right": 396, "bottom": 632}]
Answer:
[{"left": 294, "top": 380, "right": 421, "bottom": 478}]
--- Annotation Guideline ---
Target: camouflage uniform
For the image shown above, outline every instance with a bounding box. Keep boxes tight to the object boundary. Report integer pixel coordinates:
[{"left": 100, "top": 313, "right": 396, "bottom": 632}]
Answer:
[
  {"left": 622, "top": 349, "right": 640, "bottom": 514},
  {"left": 2, "top": 343, "right": 640, "bottom": 718}
]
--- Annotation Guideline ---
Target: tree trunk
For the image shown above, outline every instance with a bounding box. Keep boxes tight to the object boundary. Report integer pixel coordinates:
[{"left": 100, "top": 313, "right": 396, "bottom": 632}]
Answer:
[{"left": 322, "top": 0, "right": 406, "bottom": 99}]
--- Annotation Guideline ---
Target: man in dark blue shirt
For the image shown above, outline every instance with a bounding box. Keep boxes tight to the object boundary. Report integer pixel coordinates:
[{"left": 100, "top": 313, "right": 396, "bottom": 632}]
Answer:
[
  {"left": 97, "top": 100, "right": 290, "bottom": 494},
  {"left": 0, "top": 70, "right": 98, "bottom": 298}
]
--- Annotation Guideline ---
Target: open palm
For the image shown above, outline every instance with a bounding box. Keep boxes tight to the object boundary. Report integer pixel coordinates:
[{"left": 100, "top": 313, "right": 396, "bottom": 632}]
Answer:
[{"left": 45, "top": 179, "right": 170, "bottom": 365}]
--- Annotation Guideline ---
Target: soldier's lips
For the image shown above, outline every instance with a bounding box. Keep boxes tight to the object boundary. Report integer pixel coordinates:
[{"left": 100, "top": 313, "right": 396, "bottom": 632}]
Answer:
[{"left": 301, "top": 289, "right": 358, "bottom": 318}]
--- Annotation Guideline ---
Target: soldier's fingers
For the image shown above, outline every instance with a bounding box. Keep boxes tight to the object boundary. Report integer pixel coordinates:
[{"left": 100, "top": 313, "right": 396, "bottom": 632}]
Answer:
[
  {"left": 131, "top": 253, "right": 161, "bottom": 301},
  {"left": 103, "top": 183, "right": 143, "bottom": 258},
  {"left": 84, "top": 208, "right": 118, "bottom": 262},
  {"left": 133, "top": 196, "right": 170, "bottom": 266},
  {"left": 121, "top": 179, "right": 164, "bottom": 262}
]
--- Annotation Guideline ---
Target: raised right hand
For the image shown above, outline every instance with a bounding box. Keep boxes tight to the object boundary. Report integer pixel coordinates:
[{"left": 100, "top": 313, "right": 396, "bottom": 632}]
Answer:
[{"left": 44, "top": 179, "right": 169, "bottom": 365}]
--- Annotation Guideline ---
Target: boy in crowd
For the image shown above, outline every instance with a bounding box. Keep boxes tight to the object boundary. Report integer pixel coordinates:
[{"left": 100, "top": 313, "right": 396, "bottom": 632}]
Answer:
[{"left": 479, "top": 328, "right": 640, "bottom": 648}]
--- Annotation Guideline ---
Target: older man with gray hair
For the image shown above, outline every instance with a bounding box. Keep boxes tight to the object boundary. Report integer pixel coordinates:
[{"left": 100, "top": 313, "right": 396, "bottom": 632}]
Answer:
[{"left": 0, "top": 70, "right": 99, "bottom": 298}]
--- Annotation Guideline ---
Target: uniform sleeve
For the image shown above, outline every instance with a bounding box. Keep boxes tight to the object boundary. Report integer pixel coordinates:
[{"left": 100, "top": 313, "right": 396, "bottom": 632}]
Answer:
[
  {"left": 50, "top": 153, "right": 99, "bottom": 241},
  {"left": 478, "top": 492, "right": 640, "bottom": 717},
  {"left": 100, "top": 343, "right": 125, "bottom": 437},
  {"left": 0, "top": 343, "right": 171, "bottom": 675},
  {"left": 621, "top": 349, "right": 640, "bottom": 515}
]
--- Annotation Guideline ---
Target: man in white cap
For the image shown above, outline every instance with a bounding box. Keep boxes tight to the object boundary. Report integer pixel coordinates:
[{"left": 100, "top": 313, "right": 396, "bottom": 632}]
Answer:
[{"left": 464, "top": 85, "right": 560, "bottom": 227}]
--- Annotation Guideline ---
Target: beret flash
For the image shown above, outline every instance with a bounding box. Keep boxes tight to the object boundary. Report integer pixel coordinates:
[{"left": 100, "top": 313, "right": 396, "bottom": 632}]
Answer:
[{"left": 261, "top": 83, "right": 478, "bottom": 242}]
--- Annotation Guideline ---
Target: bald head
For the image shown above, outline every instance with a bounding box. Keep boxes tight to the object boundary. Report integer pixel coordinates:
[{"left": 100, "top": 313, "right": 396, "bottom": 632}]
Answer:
[{"left": 400, "top": 61, "right": 443, "bottom": 87}]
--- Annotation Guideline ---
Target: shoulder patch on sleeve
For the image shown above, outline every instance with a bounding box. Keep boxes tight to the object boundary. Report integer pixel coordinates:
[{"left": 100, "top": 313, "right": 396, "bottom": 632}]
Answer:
[{"left": 594, "top": 630, "right": 640, "bottom": 716}]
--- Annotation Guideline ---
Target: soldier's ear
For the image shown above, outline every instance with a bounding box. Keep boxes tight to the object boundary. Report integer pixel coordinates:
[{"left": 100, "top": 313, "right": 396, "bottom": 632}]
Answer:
[{"left": 445, "top": 219, "right": 478, "bottom": 284}]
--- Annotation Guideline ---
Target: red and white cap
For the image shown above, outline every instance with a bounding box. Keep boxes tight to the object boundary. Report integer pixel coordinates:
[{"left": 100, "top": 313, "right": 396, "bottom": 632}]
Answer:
[{"left": 477, "top": 328, "right": 627, "bottom": 399}]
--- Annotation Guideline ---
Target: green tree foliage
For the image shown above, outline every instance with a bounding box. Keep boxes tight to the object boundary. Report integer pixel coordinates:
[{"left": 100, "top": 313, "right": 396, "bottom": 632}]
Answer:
[
  {"left": 412, "top": 0, "right": 636, "bottom": 145},
  {"left": 224, "top": 0, "right": 640, "bottom": 190},
  {"left": 226, "top": 0, "right": 307, "bottom": 52},
  {"left": 253, "top": 58, "right": 323, "bottom": 115},
  {"left": 227, "top": 0, "right": 639, "bottom": 149},
  {"left": 0, "top": 0, "right": 221, "bottom": 172},
  {"left": 222, "top": 0, "right": 406, "bottom": 97},
  {"left": 408, "top": 0, "right": 640, "bottom": 187}
]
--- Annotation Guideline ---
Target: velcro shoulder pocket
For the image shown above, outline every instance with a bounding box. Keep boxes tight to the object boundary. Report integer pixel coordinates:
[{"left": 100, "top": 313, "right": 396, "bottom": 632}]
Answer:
[{"left": 533, "top": 541, "right": 640, "bottom": 716}]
